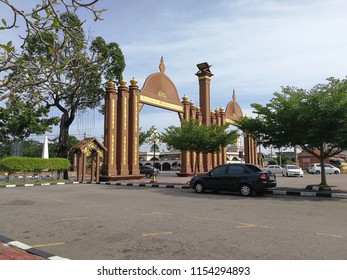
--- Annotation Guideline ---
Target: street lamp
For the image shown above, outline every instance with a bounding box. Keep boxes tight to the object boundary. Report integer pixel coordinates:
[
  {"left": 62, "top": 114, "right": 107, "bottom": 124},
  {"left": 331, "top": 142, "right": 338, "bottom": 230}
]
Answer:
[{"left": 150, "top": 129, "right": 160, "bottom": 182}]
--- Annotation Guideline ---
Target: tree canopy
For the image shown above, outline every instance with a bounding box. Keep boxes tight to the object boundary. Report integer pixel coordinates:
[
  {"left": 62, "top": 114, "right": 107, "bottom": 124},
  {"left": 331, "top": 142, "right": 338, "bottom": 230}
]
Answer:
[
  {"left": 235, "top": 77, "right": 347, "bottom": 185},
  {"left": 0, "top": 0, "right": 105, "bottom": 101},
  {"left": 0, "top": 94, "right": 59, "bottom": 144},
  {"left": 161, "top": 119, "right": 239, "bottom": 174}
]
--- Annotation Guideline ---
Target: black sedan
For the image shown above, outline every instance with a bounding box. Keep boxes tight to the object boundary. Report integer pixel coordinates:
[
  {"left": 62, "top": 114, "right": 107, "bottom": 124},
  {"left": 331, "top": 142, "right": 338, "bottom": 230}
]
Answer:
[{"left": 189, "top": 163, "right": 276, "bottom": 196}]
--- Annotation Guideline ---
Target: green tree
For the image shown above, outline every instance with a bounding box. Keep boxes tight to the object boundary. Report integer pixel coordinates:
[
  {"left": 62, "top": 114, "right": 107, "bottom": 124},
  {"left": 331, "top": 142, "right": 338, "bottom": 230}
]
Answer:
[
  {"left": 0, "top": 94, "right": 59, "bottom": 147},
  {"left": 5, "top": 13, "right": 125, "bottom": 178},
  {"left": 161, "top": 119, "right": 239, "bottom": 174},
  {"left": 48, "top": 135, "right": 81, "bottom": 162},
  {"left": 139, "top": 127, "right": 151, "bottom": 147},
  {"left": 0, "top": 0, "right": 105, "bottom": 101},
  {"left": 235, "top": 77, "right": 347, "bottom": 186}
]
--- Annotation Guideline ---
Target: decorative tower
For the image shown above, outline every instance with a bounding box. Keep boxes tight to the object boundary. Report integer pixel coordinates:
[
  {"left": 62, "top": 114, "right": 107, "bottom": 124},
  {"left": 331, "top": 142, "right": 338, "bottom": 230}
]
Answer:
[{"left": 195, "top": 62, "right": 213, "bottom": 172}]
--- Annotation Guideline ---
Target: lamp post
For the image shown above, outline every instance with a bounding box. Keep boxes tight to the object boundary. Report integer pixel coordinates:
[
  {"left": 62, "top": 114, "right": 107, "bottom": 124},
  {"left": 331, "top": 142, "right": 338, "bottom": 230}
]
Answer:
[{"left": 150, "top": 129, "right": 160, "bottom": 182}]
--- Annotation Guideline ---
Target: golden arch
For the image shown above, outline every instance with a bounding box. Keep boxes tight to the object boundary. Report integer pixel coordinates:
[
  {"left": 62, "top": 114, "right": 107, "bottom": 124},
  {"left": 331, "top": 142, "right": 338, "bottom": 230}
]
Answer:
[
  {"left": 100, "top": 58, "right": 257, "bottom": 181},
  {"left": 140, "top": 58, "right": 183, "bottom": 113}
]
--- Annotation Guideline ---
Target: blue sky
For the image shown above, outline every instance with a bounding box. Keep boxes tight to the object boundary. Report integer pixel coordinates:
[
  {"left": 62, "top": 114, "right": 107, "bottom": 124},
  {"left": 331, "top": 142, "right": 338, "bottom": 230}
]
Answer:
[{"left": 2, "top": 0, "right": 347, "bottom": 146}]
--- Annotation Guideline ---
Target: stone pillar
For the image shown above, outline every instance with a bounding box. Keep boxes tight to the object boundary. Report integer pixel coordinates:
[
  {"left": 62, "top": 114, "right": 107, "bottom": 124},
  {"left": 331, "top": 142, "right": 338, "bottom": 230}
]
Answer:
[
  {"left": 117, "top": 80, "right": 130, "bottom": 175},
  {"left": 90, "top": 152, "right": 96, "bottom": 182},
  {"left": 214, "top": 108, "right": 222, "bottom": 166},
  {"left": 95, "top": 153, "right": 100, "bottom": 182},
  {"left": 244, "top": 133, "right": 257, "bottom": 164},
  {"left": 81, "top": 152, "right": 87, "bottom": 182},
  {"left": 196, "top": 65, "right": 213, "bottom": 172},
  {"left": 77, "top": 151, "right": 83, "bottom": 182},
  {"left": 180, "top": 95, "right": 192, "bottom": 175},
  {"left": 128, "top": 77, "right": 140, "bottom": 176},
  {"left": 250, "top": 138, "right": 257, "bottom": 164},
  {"left": 102, "top": 81, "right": 118, "bottom": 177},
  {"left": 210, "top": 110, "right": 218, "bottom": 168},
  {"left": 219, "top": 107, "right": 227, "bottom": 164},
  {"left": 189, "top": 100, "right": 197, "bottom": 173},
  {"left": 195, "top": 107, "right": 204, "bottom": 173}
]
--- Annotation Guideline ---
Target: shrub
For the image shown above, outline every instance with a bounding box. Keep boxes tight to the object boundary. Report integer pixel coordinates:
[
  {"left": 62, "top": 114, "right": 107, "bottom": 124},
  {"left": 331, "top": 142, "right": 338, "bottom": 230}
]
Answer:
[{"left": 0, "top": 157, "right": 70, "bottom": 174}]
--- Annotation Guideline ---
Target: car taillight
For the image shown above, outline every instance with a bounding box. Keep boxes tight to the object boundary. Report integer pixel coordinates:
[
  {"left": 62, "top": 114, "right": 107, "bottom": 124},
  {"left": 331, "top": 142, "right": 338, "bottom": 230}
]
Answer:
[{"left": 259, "top": 173, "right": 267, "bottom": 180}]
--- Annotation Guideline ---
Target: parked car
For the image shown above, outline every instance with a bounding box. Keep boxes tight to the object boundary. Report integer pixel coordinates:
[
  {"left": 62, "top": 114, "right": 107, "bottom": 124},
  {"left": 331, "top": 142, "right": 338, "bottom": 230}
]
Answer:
[
  {"left": 140, "top": 166, "right": 159, "bottom": 178},
  {"left": 189, "top": 163, "right": 276, "bottom": 197},
  {"left": 264, "top": 165, "right": 283, "bottom": 174},
  {"left": 308, "top": 164, "right": 340, "bottom": 175},
  {"left": 171, "top": 165, "right": 181, "bottom": 171},
  {"left": 282, "top": 165, "right": 304, "bottom": 177}
]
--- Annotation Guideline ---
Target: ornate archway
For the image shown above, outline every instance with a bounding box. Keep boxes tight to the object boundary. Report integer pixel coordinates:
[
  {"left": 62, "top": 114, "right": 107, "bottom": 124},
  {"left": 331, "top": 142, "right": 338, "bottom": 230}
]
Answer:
[{"left": 100, "top": 58, "right": 257, "bottom": 181}]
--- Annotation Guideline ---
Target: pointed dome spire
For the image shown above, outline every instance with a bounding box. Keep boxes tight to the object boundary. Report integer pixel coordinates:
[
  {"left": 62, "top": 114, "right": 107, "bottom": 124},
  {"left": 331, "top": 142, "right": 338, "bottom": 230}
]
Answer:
[{"left": 159, "top": 56, "right": 166, "bottom": 73}]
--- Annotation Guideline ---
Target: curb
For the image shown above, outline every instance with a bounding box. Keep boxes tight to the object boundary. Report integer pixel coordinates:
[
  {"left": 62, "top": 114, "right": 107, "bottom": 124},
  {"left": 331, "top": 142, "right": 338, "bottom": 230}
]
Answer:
[
  {"left": 99, "top": 182, "right": 347, "bottom": 199},
  {"left": 0, "top": 235, "right": 69, "bottom": 260},
  {"left": 1, "top": 181, "right": 346, "bottom": 199},
  {"left": 98, "top": 181, "right": 190, "bottom": 189},
  {"left": 0, "top": 182, "right": 69, "bottom": 188},
  {"left": 265, "top": 189, "right": 347, "bottom": 199}
]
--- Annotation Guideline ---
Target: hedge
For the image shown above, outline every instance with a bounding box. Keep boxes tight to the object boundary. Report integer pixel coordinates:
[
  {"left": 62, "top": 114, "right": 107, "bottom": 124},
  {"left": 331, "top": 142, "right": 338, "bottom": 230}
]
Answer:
[{"left": 0, "top": 157, "right": 70, "bottom": 174}]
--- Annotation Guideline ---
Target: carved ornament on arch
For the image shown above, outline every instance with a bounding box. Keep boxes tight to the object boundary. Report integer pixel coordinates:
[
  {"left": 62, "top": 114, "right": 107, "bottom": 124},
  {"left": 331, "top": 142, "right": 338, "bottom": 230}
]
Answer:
[{"left": 139, "top": 57, "right": 183, "bottom": 113}]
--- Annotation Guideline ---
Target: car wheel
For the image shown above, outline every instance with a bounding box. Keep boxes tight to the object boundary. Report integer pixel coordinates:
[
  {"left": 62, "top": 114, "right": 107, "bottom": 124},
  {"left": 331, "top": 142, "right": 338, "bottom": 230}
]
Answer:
[
  {"left": 194, "top": 182, "right": 205, "bottom": 193},
  {"left": 240, "top": 184, "right": 253, "bottom": 197},
  {"left": 334, "top": 170, "right": 339, "bottom": 175},
  {"left": 146, "top": 173, "right": 152, "bottom": 178},
  {"left": 315, "top": 170, "right": 320, "bottom": 175}
]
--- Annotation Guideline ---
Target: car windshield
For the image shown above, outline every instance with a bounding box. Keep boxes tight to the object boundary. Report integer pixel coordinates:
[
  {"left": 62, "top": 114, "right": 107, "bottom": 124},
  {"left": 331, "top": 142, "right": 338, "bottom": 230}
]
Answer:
[{"left": 287, "top": 165, "right": 299, "bottom": 169}]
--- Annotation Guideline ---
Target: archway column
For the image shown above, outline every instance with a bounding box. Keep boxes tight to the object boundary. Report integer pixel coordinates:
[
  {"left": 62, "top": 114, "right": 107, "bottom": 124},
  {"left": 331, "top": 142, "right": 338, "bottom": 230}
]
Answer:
[
  {"left": 102, "top": 82, "right": 118, "bottom": 177},
  {"left": 195, "top": 107, "right": 204, "bottom": 173},
  {"left": 180, "top": 96, "right": 192, "bottom": 174},
  {"left": 189, "top": 101, "right": 197, "bottom": 173},
  {"left": 219, "top": 107, "right": 227, "bottom": 165},
  {"left": 243, "top": 134, "right": 257, "bottom": 164},
  {"left": 196, "top": 67, "right": 213, "bottom": 172},
  {"left": 117, "top": 80, "right": 130, "bottom": 176},
  {"left": 76, "top": 151, "right": 87, "bottom": 182},
  {"left": 211, "top": 109, "right": 218, "bottom": 168},
  {"left": 128, "top": 78, "right": 140, "bottom": 175}
]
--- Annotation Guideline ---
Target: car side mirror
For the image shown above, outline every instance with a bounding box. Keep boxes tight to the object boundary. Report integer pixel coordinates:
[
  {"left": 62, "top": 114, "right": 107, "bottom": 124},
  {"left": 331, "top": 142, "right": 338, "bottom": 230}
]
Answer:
[{"left": 209, "top": 171, "right": 213, "bottom": 177}]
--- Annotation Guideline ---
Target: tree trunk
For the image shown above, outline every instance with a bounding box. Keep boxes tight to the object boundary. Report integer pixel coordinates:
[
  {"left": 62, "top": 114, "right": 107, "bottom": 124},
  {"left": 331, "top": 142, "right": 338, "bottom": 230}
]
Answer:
[
  {"left": 319, "top": 156, "right": 327, "bottom": 186},
  {"left": 57, "top": 112, "right": 71, "bottom": 179}
]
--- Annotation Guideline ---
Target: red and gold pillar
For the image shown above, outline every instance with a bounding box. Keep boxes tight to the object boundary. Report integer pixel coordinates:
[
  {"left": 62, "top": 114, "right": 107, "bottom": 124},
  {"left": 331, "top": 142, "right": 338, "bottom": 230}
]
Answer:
[
  {"left": 128, "top": 78, "right": 140, "bottom": 176},
  {"left": 117, "top": 80, "right": 130, "bottom": 175},
  {"left": 102, "top": 81, "right": 118, "bottom": 177},
  {"left": 189, "top": 100, "right": 197, "bottom": 173},
  {"left": 219, "top": 107, "right": 227, "bottom": 165},
  {"left": 181, "top": 95, "right": 192, "bottom": 174},
  {"left": 196, "top": 67, "right": 213, "bottom": 172}
]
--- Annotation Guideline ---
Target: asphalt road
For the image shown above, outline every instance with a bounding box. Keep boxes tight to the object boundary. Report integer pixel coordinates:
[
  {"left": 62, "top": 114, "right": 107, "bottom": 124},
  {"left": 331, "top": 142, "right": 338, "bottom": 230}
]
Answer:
[{"left": 0, "top": 183, "right": 346, "bottom": 260}]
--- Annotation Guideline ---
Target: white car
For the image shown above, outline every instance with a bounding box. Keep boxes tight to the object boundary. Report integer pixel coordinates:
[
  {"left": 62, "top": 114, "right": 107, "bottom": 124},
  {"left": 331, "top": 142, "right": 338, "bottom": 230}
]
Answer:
[
  {"left": 265, "top": 165, "right": 283, "bottom": 174},
  {"left": 282, "top": 165, "right": 304, "bottom": 177},
  {"left": 308, "top": 164, "right": 340, "bottom": 175}
]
